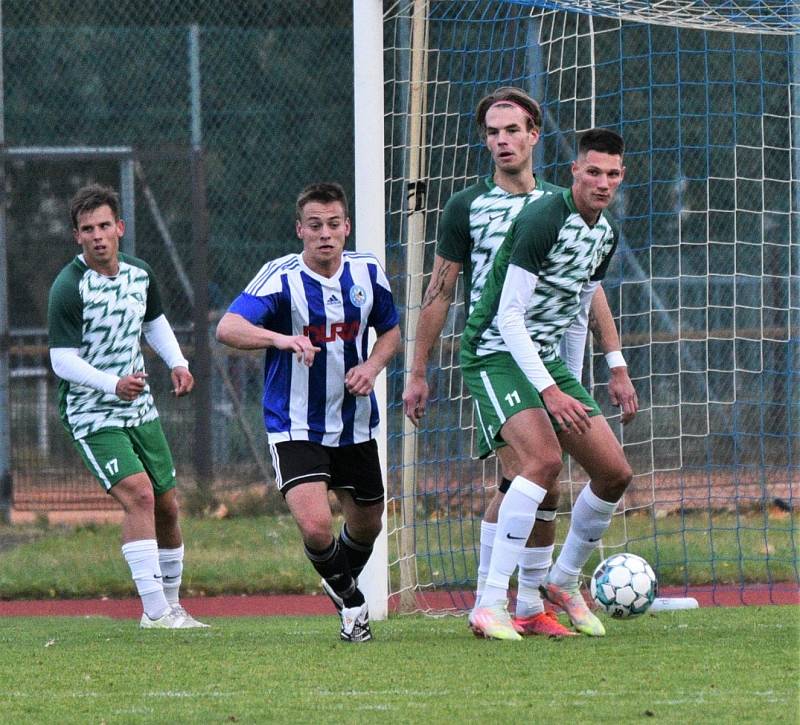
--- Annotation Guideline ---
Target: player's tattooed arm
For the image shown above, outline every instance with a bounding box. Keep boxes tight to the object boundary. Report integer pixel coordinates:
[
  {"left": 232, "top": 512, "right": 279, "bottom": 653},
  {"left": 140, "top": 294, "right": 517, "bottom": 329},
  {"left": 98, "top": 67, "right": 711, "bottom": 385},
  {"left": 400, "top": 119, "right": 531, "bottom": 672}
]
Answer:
[
  {"left": 421, "top": 259, "right": 458, "bottom": 310},
  {"left": 403, "top": 255, "right": 462, "bottom": 425},
  {"left": 588, "top": 305, "right": 606, "bottom": 348}
]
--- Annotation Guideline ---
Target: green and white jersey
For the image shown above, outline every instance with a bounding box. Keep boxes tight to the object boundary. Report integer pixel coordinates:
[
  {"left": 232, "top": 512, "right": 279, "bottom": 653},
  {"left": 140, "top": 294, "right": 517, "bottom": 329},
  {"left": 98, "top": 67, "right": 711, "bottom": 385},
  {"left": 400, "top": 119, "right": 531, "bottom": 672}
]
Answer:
[
  {"left": 48, "top": 253, "right": 164, "bottom": 439},
  {"left": 436, "top": 176, "right": 562, "bottom": 315},
  {"left": 463, "top": 189, "right": 619, "bottom": 361}
]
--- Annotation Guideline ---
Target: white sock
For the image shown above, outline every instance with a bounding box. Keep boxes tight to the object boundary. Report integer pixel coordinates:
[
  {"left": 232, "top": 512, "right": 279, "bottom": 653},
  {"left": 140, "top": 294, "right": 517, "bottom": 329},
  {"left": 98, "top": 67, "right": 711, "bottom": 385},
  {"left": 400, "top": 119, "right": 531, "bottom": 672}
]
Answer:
[
  {"left": 158, "top": 544, "right": 184, "bottom": 606},
  {"left": 550, "top": 483, "right": 618, "bottom": 588},
  {"left": 122, "top": 539, "right": 170, "bottom": 619},
  {"left": 515, "top": 545, "right": 553, "bottom": 618},
  {"left": 476, "top": 521, "right": 497, "bottom": 598},
  {"left": 478, "top": 476, "right": 546, "bottom": 607}
]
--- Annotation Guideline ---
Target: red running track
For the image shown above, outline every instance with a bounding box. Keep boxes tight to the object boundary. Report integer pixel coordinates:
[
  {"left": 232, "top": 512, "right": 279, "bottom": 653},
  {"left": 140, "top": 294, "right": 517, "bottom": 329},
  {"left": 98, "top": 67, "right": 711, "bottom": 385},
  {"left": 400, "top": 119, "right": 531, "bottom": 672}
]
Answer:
[{"left": 0, "top": 585, "right": 796, "bottom": 619}]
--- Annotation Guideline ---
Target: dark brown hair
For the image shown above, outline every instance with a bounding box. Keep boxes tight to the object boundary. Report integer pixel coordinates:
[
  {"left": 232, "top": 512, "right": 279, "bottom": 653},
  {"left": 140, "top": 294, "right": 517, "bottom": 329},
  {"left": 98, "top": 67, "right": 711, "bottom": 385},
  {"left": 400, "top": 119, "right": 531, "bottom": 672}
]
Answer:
[{"left": 70, "top": 184, "right": 121, "bottom": 229}]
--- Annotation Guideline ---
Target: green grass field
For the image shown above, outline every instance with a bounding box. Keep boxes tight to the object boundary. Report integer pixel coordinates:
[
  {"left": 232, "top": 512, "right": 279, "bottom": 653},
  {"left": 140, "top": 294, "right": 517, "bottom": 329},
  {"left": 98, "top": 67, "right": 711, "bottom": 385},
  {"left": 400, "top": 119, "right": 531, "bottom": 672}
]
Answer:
[
  {"left": 0, "top": 607, "right": 797, "bottom": 723},
  {"left": 1, "top": 513, "right": 798, "bottom": 722}
]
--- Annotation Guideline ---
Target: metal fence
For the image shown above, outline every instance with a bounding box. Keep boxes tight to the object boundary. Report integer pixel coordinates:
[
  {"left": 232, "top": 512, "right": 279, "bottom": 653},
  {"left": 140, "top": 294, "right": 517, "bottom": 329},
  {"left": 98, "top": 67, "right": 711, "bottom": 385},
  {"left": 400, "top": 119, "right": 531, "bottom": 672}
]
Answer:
[
  {"left": 4, "top": 1, "right": 356, "bottom": 510},
  {"left": 4, "top": 0, "right": 799, "bottom": 520}
]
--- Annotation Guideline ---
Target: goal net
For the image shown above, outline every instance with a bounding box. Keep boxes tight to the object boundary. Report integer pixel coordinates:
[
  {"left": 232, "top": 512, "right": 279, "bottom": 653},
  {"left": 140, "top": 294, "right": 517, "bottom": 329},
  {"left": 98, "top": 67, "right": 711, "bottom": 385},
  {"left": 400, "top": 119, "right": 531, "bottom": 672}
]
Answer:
[{"left": 384, "top": 0, "right": 799, "bottom": 611}]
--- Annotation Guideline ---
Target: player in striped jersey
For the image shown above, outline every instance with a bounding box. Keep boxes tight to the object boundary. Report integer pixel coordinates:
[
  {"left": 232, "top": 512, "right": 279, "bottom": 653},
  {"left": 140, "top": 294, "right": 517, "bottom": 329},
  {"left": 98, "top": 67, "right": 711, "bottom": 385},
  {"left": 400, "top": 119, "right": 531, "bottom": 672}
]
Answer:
[
  {"left": 464, "top": 129, "right": 635, "bottom": 638},
  {"left": 402, "top": 88, "right": 637, "bottom": 638},
  {"left": 216, "top": 182, "right": 401, "bottom": 642},
  {"left": 48, "top": 184, "right": 206, "bottom": 629}
]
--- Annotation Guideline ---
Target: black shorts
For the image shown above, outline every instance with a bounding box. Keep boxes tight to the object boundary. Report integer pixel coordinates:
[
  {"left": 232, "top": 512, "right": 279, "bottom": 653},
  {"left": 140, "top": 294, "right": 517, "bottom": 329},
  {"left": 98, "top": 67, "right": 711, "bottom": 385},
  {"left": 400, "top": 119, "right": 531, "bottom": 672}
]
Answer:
[{"left": 268, "top": 439, "right": 384, "bottom": 506}]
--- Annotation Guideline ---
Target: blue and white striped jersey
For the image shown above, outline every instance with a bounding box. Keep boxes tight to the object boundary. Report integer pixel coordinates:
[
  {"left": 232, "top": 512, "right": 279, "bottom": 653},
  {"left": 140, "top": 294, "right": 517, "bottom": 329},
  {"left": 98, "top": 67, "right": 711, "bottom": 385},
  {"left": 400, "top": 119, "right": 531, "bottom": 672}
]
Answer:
[{"left": 227, "top": 251, "right": 399, "bottom": 446}]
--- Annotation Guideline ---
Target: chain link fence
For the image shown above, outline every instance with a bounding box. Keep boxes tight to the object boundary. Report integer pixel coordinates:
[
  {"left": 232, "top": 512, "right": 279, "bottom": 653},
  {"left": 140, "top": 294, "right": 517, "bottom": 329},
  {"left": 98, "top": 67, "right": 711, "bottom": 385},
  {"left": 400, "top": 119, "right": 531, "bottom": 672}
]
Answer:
[{"left": 6, "top": 1, "right": 356, "bottom": 510}]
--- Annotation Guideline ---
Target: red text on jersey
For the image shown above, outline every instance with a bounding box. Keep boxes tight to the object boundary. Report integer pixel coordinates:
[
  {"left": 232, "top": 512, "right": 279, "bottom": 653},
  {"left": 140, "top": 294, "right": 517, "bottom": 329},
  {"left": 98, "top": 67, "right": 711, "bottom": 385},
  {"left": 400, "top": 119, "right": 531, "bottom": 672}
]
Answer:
[{"left": 303, "top": 320, "right": 361, "bottom": 344}]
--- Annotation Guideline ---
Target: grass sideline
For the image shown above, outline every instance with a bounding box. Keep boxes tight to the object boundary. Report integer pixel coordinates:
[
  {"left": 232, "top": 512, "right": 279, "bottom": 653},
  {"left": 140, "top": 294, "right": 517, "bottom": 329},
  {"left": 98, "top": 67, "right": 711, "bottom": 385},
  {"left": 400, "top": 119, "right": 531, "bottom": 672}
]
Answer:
[
  {"left": 0, "top": 607, "right": 797, "bottom": 723},
  {"left": 0, "top": 515, "right": 318, "bottom": 599},
  {"left": 0, "top": 511, "right": 797, "bottom": 600}
]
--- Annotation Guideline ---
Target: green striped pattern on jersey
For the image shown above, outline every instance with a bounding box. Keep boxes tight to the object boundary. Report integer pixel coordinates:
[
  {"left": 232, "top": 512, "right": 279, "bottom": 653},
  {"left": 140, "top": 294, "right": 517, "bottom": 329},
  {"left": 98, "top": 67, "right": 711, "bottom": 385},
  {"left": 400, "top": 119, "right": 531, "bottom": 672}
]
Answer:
[
  {"left": 463, "top": 190, "right": 618, "bottom": 361},
  {"left": 48, "top": 254, "right": 161, "bottom": 439},
  {"left": 436, "top": 176, "right": 562, "bottom": 315}
]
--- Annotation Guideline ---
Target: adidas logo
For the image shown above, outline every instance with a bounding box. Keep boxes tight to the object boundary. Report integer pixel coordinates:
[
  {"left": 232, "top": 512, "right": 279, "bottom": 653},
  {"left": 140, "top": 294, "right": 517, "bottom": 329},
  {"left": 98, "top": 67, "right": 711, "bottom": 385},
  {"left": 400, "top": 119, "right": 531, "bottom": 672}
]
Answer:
[{"left": 327, "top": 294, "right": 340, "bottom": 304}]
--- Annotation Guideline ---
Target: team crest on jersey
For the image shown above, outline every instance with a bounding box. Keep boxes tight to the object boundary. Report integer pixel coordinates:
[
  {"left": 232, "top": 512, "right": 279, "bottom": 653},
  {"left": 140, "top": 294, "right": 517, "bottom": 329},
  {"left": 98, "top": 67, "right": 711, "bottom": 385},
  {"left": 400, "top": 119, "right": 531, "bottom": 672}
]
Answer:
[
  {"left": 349, "top": 284, "right": 367, "bottom": 307},
  {"left": 130, "top": 291, "right": 147, "bottom": 316}
]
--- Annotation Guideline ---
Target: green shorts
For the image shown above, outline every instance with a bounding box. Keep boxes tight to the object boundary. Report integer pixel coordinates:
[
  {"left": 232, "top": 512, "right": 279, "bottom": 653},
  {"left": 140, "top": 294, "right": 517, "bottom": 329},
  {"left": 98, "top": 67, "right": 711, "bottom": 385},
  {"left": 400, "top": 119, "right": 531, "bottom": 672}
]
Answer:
[
  {"left": 460, "top": 350, "right": 601, "bottom": 458},
  {"left": 72, "top": 419, "right": 177, "bottom": 494}
]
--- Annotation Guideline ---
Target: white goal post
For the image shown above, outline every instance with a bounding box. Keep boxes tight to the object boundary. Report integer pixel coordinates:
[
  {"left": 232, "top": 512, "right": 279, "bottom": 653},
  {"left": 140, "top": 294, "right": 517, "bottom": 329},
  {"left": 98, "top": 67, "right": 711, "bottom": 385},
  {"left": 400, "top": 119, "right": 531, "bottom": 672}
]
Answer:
[{"left": 353, "top": 0, "right": 391, "bottom": 619}]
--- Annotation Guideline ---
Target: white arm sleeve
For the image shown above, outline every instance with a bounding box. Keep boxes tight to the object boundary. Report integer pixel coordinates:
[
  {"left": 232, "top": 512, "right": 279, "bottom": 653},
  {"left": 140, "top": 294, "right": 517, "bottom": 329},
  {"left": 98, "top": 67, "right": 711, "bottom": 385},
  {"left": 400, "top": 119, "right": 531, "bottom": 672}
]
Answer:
[
  {"left": 497, "top": 264, "right": 556, "bottom": 392},
  {"left": 142, "top": 314, "right": 189, "bottom": 369},
  {"left": 49, "top": 348, "right": 119, "bottom": 395},
  {"left": 559, "top": 280, "right": 601, "bottom": 380}
]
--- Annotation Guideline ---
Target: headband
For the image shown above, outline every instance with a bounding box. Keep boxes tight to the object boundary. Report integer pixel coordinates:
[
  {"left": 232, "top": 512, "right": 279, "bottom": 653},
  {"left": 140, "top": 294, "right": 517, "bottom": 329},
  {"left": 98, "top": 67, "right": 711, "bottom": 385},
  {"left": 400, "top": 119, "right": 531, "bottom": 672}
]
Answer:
[{"left": 487, "top": 99, "right": 540, "bottom": 126}]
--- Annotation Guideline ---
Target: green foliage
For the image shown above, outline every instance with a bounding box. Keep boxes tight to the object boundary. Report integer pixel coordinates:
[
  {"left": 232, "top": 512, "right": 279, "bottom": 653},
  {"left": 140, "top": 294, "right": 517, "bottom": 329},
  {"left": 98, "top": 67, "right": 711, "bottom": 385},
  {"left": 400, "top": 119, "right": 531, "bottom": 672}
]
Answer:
[
  {"left": 5, "top": 3, "right": 355, "bottom": 328},
  {"left": 0, "top": 608, "right": 797, "bottom": 723},
  {"left": 2, "top": 0, "right": 352, "bottom": 29}
]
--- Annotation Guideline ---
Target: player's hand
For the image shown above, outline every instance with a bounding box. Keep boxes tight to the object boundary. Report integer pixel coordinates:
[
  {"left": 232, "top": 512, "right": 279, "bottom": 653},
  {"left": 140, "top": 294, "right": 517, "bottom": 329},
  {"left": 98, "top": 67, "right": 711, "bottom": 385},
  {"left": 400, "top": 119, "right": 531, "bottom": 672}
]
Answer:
[
  {"left": 116, "top": 372, "right": 148, "bottom": 401},
  {"left": 608, "top": 366, "right": 638, "bottom": 424},
  {"left": 274, "top": 334, "right": 320, "bottom": 366},
  {"left": 171, "top": 366, "right": 194, "bottom": 397},
  {"left": 402, "top": 374, "right": 429, "bottom": 427},
  {"left": 541, "top": 385, "right": 593, "bottom": 435},
  {"left": 345, "top": 363, "right": 378, "bottom": 396}
]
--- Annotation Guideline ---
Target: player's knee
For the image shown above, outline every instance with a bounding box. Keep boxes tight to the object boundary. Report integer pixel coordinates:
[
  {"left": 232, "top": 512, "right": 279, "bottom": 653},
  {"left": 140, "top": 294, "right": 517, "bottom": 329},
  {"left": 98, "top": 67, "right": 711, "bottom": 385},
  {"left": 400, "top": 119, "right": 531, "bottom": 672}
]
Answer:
[
  {"left": 297, "top": 518, "right": 334, "bottom": 550},
  {"left": 302, "top": 530, "right": 334, "bottom": 552},
  {"left": 119, "top": 484, "right": 155, "bottom": 514},
  {"left": 154, "top": 496, "right": 179, "bottom": 526},
  {"left": 604, "top": 462, "right": 633, "bottom": 501},
  {"left": 347, "top": 513, "right": 383, "bottom": 543},
  {"left": 617, "top": 460, "right": 633, "bottom": 489},
  {"left": 522, "top": 454, "right": 562, "bottom": 488}
]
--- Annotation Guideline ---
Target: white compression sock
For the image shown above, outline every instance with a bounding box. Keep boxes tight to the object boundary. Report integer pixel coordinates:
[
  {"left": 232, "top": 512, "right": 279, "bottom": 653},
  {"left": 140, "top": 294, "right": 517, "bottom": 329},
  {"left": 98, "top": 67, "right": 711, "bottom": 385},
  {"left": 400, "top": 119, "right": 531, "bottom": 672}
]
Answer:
[
  {"left": 158, "top": 544, "right": 184, "bottom": 606},
  {"left": 549, "top": 484, "right": 618, "bottom": 588},
  {"left": 121, "top": 539, "right": 170, "bottom": 619},
  {"left": 478, "top": 476, "right": 547, "bottom": 607},
  {"left": 475, "top": 521, "right": 497, "bottom": 598},
  {"left": 515, "top": 545, "right": 553, "bottom": 618}
]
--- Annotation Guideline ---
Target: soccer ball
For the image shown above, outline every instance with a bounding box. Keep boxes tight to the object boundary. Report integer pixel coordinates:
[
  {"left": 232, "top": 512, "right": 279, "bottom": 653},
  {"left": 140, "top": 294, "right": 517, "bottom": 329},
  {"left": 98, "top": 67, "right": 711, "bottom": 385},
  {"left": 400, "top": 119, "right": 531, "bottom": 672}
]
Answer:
[{"left": 590, "top": 553, "right": 658, "bottom": 618}]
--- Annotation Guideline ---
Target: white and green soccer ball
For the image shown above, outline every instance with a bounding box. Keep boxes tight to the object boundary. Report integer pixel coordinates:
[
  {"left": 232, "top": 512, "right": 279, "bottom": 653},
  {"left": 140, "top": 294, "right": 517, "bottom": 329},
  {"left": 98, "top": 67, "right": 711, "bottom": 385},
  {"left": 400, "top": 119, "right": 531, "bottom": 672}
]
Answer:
[{"left": 590, "top": 553, "right": 658, "bottom": 618}]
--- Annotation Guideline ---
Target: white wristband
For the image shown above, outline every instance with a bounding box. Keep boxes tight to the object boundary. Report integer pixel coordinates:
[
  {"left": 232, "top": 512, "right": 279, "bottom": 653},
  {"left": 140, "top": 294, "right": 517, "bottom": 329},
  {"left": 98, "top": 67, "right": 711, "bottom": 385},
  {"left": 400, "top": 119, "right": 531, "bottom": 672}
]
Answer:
[{"left": 605, "top": 350, "right": 627, "bottom": 368}]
